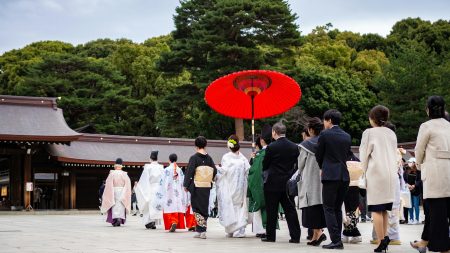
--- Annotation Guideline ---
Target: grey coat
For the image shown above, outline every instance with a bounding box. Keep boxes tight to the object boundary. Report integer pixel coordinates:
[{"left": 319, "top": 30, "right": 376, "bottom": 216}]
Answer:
[{"left": 297, "top": 136, "right": 323, "bottom": 209}]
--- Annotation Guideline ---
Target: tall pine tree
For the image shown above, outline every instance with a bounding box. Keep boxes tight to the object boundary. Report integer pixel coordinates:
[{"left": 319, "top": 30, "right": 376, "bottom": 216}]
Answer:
[{"left": 158, "top": 0, "right": 301, "bottom": 139}]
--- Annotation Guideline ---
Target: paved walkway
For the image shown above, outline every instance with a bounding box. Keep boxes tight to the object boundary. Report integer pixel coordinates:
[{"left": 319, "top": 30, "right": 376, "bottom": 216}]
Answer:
[{"left": 0, "top": 214, "right": 424, "bottom": 253}]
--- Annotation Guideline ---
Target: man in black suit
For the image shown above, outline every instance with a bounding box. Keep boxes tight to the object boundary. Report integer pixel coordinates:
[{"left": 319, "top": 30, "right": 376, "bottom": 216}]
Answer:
[
  {"left": 316, "top": 109, "right": 352, "bottom": 249},
  {"left": 261, "top": 122, "right": 301, "bottom": 243}
]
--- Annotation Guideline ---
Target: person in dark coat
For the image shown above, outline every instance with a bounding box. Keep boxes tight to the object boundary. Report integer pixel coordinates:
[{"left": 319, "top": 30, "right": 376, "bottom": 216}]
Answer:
[
  {"left": 261, "top": 122, "right": 301, "bottom": 243},
  {"left": 316, "top": 109, "right": 352, "bottom": 250}
]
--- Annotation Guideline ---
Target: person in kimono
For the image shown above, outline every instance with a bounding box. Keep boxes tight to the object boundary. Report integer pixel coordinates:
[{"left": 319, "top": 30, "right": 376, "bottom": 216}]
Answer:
[
  {"left": 185, "top": 191, "right": 197, "bottom": 231},
  {"left": 136, "top": 151, "right": 164, "bottom": 229},
  {"left": 217, "top": 135, "right": 251, "bottom": 238},
  {"left": 247, "top": 125, "right": 272, "bottom": 238},
  {"left": 342, "top": 153, "right": 363, "bottom": 244},
  {"left": 100, "top": 158, "right": 132, "bottom": 227},
  {"left": 162, "top": 153, "right": 187, "bottom": 232},
  {"left": 183, "top": 136, "right": 217, "bottom": 239}
]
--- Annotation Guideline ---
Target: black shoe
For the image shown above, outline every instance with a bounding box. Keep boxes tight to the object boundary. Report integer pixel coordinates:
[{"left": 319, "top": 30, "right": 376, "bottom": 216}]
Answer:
[
  {"left": 307, "top": 240, "right": 316, "bottom": 246},
  {"left": 289, "top": 239, "right": 300, "bottom": 244},
  {"left": 113, "top": 219, "right": 121, "bottom": 227},
  {"left": 322, "top": 242, "right": 344, "bottom": 250},
  {"left": 256, "top": 233, "right": 266, "bottom": 238},
  {"left": 169, "top": 223, "right": 177, "bottom": 232},
  {"left": 383, "top": 236, "right": 390, "bottom": 245},
  {"left": 145, "top": 222, "right": 156, "bottom": 229},
  {"left": 261, "top": 238, "right": 275, "bottom": 242},
  {"left": 188, "top": 227, "right": 195, "bottom": 232},
  {"left": 374, "top": 236, "right": 390, "bottom": 252},
  {"left": 399, "top": 220, "right": 406, "bottom": 224},
  {"left": 132, "top": 214, "right": 137, "bottom": 216},
  {"left": 314, "top": 234, "right": 327, "bottom": 246}
]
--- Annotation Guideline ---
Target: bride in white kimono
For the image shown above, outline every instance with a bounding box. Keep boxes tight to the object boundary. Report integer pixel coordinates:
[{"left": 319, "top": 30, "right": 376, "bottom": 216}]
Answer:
[
  {"left": 216, "top": 135, "right": 250, "bottom": 238},
  {"left": 136, "top": 151, "right": 165, "bottom": 229}
]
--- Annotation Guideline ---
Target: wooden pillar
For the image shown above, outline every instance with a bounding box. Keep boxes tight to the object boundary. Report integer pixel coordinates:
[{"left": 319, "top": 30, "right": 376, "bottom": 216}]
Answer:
[
  {"left": 235, "top": 118, "right": 244, "bottom": 141},
  {"left": 9, "top": 155, "right": 22, "bottom": 208},
  {"left": 70, "top": 172, "right": 76, "bottom": 209},
  {"left": 61, "top": 173, "right": 70, "bottom": 209},
  {"left": 23, "top": 152, "right": 32, "bottom": 209}
]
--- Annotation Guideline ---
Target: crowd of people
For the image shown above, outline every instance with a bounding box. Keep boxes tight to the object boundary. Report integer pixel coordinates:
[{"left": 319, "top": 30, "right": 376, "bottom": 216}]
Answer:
[{"left": 100, "top": 95, "right": 450, "bottom": 253}]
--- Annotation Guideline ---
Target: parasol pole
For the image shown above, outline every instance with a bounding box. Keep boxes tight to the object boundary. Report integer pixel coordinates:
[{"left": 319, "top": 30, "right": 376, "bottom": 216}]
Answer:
[
  {"left": 251, "top": 96, "right": 255, "bottom": 152},
  {"left": 251, "top": 78, "right": 255, "bottom": 152}
]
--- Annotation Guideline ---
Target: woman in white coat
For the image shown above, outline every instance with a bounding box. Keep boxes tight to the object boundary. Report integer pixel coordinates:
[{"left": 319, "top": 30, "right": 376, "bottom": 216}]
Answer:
[
  {"left": 359, "top": 105, "right": 398, "bottom": 252},
  {"left": 414, "top": 96, "right": 450, "bottom": 253}
]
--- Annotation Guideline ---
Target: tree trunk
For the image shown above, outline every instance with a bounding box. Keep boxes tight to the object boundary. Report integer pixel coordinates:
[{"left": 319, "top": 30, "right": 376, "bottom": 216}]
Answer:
[{"left": 235, "top": 118, "right": 244, "bottom": 141}]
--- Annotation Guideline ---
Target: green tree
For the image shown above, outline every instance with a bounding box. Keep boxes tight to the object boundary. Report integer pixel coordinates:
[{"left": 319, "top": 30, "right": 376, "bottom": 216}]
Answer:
[
  {"left": 355, "top": 33, "right": 387, "bottom": 52},
  {"left": 15, "top": 52, "right": 137, "bottom": 134},
  {"left": 0, "top": 41, "right": 74, "bottom": 94},
  {"left": 374, "top": 41, "right": 449, "bottom": 142},
  {"left": 387, "top": 18, "right": 450, "bottom": 55},
  {"left": 158, "top": 0, "right": 301, "bottom": 140},
  {"left": 75, "top": 38, "right": 119, "bottom": 58},
  {"left": 278, "top": 26, "right": 384, "bottom": 143},
  {"left": 286, "top": 62, "right": 376, "bottom": 143}
]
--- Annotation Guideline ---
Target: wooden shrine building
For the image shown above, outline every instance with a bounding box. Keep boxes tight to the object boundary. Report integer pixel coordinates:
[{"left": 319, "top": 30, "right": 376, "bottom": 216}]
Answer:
[
  {"left": 0, "top": 95, "right": 416, "bottom": 211},
  {"left": 0, "top": 95, "right": 252, "bottom": 210}
]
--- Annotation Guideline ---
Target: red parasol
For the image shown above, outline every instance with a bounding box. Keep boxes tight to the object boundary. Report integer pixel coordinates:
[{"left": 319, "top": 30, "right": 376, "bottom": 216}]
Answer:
[{"left": 205, "top": 70, "right": 301, "bottom": 150}]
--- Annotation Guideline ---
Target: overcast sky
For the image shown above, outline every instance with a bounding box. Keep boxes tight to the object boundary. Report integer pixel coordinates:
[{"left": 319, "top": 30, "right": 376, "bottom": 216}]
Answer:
[{"left": 1, "top": 0, "right": 449, "bottom": 54}]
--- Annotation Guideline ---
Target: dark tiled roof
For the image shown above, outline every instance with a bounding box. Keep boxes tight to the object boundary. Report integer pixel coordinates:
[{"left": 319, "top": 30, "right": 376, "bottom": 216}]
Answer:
[
  {"left": 0, "top": 95, "right": 80, "bottom": 143},
  {"left": 48, "top": 134, "right": 254, "bottom": 166}
]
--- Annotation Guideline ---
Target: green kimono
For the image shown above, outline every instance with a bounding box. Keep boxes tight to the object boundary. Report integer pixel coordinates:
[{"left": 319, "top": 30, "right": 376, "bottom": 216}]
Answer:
[{"left": 247, "top": 149, "right": 267, "bottom": 228}]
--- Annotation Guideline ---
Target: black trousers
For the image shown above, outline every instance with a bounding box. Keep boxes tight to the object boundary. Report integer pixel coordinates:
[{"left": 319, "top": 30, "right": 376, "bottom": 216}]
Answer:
[
  {"left": 264, "top": 190, "right": 300, "bottom": 241},
  {"left": 403, "top": 207, "right": 409, "bottom": 221},
  {"left": 359, "top": 194, "right": 370, "bottom": 219},
  {"left": 322, "top": 181, "right": 349, "bottom": 243},
  {"left": 421, "top": 199, "right": 429, "bottom": 241},
  {"left": 426, "top": 197, "right": 450, "bottom": 252}
]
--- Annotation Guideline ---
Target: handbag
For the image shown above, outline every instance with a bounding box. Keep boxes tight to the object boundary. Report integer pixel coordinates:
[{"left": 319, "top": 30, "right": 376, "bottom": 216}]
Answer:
[
  {"left": 400, "top": 189, "right": 412, "bottom": 208},
  {"left": 287, "top": 171, "right": 301, "bottom": 197}
]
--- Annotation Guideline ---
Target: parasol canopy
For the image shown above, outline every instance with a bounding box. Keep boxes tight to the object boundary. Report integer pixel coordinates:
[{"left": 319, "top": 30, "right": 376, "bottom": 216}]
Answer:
[{"left": 205, "top": 70, "right": 301, "bottom": 120}]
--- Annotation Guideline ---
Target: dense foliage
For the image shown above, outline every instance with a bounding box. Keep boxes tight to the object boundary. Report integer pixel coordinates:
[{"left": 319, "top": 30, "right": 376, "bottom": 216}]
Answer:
[{"left": 0, "top": 0, "right": 449, "bottom": 143}]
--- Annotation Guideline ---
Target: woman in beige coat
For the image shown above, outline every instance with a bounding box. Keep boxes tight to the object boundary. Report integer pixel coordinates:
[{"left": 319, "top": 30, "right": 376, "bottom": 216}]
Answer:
[
  {"left": 359, "top": 105, "right": 398, "bottom": 252},
  {"left": 414, "top": 96, "right": 450, "bottom": 253}
]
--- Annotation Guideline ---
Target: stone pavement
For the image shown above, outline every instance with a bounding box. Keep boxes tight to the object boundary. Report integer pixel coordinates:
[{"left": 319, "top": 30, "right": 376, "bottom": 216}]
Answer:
[{"left": 0, "top": 213, "right": 424, "bottom": 253}]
